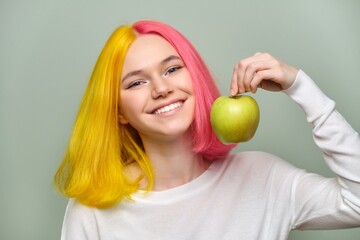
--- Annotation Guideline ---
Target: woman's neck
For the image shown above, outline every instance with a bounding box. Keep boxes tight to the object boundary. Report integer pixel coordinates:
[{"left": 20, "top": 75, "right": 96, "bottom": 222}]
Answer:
[{"left": 140, "top": 133, "right": 210, "bottom": 191}]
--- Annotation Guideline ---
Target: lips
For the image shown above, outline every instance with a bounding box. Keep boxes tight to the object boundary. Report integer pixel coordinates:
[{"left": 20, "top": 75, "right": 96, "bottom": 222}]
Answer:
[{"left": 152, "top": 101, "right": 184, "bottom": 114}]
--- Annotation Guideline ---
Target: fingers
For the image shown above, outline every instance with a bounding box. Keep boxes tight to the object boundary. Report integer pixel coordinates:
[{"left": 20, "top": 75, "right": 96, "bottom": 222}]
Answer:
[
  {"left": 230, "top": 53, "right": 298, "bottom": 95},
  {"left": 230, "top": 65, "right": 240, "bottom": 95},
  {"left": 231, "top": 52, "right": 274, "bottom": 94},
  {"left": 252, "top": 70, "right": 282, "bottom": 92},
  {"left": 243, "top": 60, "right": 273, "bottom": 93}
]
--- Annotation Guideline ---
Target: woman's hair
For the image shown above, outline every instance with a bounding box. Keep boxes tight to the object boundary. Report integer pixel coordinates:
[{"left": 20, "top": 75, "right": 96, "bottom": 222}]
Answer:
[{"left": 54, "top": 20, "right": 236, "bottom": 208}]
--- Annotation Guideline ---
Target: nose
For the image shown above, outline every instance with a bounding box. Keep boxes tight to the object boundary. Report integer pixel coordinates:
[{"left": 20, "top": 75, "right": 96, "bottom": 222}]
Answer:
[{"left": 151, "top": 76, "right": 173, "bottom": 99}]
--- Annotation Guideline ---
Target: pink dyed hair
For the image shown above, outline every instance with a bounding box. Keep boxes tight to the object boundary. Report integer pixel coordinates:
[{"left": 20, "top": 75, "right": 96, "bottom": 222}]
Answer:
[{"left": 133, "top": 20, "right": 236, "bottom": 160}]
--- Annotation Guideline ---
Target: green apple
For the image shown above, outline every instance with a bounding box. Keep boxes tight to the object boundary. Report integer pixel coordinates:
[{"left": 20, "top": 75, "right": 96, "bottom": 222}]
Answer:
[{"left": 210, "top": 95, "right": 260, "bottom": 143}]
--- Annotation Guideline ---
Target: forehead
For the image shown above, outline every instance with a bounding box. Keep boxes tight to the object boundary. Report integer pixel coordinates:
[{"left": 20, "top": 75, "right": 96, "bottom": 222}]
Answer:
[{"left": 122, "top": 34, "right": 180, "bottom": 72}]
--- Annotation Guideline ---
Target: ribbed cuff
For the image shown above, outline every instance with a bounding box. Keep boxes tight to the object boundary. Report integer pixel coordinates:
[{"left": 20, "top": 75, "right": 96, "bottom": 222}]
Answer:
[{"left": 282, "top": 70, "right": 335, "bottom": 123}]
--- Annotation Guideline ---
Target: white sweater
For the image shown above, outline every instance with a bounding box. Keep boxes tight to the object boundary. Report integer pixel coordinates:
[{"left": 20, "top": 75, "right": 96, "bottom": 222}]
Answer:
[{"left": 61, "top": 70, "right": 360, "bottom": 240}]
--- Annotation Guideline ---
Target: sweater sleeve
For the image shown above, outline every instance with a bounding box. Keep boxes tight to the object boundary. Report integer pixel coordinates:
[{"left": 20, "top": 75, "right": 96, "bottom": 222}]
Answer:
[{"left": 283, "top": 70, "right": 360, "bottom": 229}]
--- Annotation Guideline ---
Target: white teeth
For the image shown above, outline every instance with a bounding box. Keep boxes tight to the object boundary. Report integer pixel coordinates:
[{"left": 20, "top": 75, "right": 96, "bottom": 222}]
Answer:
[{"left": 153, "top": 101, "right": 183, "bottom": 114}]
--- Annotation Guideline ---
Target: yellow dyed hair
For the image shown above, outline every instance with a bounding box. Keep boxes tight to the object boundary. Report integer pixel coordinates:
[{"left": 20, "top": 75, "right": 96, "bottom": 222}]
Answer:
[{"left": 54, "top": 25, "right": 153, "bottom": 208}]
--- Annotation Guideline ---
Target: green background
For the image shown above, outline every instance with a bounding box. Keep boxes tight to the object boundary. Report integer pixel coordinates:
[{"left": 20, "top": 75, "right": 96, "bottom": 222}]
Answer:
[{"left": 1, "top": 0, "right": 359, "bottom": 239}]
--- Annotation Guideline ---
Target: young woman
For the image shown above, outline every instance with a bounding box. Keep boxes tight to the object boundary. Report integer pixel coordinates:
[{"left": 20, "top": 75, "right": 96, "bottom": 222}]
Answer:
[{"left": 55, "top": 20, "right": 360, "bottom": 239}]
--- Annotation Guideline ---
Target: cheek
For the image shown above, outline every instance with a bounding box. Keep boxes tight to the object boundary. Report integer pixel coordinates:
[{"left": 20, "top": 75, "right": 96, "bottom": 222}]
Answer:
[
  {"left": 120, "top": 92, "right": 148, "bottom": 121},
  {"left": 119, "top": 94, "right": 135, "bottom": 118},
  {"left": 178, "top": 72, "right": 194, "bottom": 93}
]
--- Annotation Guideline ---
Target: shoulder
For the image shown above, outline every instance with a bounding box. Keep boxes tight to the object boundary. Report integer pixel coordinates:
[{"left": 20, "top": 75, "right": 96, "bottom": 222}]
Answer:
[
  {"left": 62, "top": 199, "right": 97, "bottom": 230},
  {"left": 65, "top": 198, "right": 94, "bottom": 217},
  {"left": 223, "top": 151, "right": 301, "bottom": 177},
  {"left": 226, "top": 151, "right": 288, "bottom": 167},
  {"left": 218, "top": 151, "right": 305, "bottom": 194},
  {"left": 61, "top": 199, "right": 103, "bottom": 239}
]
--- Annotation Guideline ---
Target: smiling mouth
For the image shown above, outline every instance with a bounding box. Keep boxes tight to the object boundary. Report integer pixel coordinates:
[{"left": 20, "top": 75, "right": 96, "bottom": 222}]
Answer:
[{"left": 152, "top": 101, "right": 184, "bottom": 114}]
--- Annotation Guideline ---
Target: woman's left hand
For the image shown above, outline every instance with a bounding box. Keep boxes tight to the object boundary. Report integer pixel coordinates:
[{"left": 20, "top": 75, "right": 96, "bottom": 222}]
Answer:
[{"left": 230, "top": 53, "right": 299, "bottom": 95}]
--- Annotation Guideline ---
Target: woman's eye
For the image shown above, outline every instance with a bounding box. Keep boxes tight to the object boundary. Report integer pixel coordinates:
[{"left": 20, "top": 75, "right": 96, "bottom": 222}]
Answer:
[
  {"left": 126, "top": 80, "right": 146, "bottom": 89},
  {"left": 165, "top": 66, "right": 182, "bottom": 76}
]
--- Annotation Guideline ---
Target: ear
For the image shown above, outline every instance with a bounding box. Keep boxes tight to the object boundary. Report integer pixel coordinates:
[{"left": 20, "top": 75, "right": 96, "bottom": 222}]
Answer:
[{"left": 118, "top": 113, "right": 129, "bottom": 125}]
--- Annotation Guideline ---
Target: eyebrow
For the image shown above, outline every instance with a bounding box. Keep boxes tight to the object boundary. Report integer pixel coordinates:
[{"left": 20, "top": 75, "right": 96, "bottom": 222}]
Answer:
[{"left": 121, "top": 55, "right": 181, "bottom": 82}]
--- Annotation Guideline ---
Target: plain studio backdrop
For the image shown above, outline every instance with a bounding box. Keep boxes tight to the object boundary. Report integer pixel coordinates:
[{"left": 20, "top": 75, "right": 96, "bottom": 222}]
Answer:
[{"left": 1, "top": 0, "right": 359, "bottom": 239}]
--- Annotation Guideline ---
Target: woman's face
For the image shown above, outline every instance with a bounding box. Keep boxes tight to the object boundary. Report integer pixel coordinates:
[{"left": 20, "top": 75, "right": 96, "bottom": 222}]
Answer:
[{"left": 119, "top": 34, "right": 195, "bottom": 142}]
